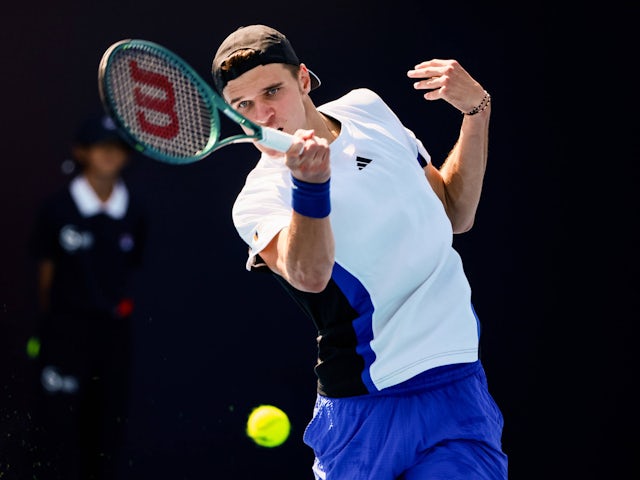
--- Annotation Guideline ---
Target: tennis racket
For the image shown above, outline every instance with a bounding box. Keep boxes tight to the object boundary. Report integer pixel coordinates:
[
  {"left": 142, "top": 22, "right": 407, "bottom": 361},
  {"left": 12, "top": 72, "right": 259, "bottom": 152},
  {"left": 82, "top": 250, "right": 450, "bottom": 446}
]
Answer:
[{"left": 98, "top": 39, "right": 295, "bottom": 164}]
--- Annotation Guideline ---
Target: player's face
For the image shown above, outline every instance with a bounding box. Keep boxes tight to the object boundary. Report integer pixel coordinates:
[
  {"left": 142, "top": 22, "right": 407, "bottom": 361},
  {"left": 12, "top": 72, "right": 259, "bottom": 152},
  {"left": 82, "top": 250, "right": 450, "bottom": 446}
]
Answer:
[{"left": 223, "top": 63, "right": 310, "bottom": 142}]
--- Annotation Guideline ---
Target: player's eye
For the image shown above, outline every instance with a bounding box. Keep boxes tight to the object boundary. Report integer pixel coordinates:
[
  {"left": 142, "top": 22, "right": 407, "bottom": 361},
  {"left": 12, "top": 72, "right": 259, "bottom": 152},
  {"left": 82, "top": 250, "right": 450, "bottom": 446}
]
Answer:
[
  {"left": 266, "top": 87, "right": 279, "bottom": 97},
  {"left": 237, "top": 100, "right": 250, "bottom": 110}
]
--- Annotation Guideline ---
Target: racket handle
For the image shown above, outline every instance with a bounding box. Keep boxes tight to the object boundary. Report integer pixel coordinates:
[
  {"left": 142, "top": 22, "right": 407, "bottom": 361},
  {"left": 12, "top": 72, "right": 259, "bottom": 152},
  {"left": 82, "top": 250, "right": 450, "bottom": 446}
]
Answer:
[{"left": 258, "top": 127, "right": 295, "bottom": 152}]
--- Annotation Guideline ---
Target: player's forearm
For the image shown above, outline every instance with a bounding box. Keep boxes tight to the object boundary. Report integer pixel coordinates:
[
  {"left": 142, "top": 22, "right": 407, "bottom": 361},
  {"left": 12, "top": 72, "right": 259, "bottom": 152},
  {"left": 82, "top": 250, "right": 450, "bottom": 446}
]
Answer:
[
  {"left": 439, "top": 107, "right": 490, "bottom": 233},
  {"left": 277, "top": 215, "right": 335, "bottom": 292}
]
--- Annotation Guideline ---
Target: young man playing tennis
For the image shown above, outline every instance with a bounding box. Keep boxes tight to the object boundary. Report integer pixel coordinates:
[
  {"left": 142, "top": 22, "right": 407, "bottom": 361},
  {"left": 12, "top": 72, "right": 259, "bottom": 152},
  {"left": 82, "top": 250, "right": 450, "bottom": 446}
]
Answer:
[{"left": 212, "top": 24, "right": 507, "bottom": 479}]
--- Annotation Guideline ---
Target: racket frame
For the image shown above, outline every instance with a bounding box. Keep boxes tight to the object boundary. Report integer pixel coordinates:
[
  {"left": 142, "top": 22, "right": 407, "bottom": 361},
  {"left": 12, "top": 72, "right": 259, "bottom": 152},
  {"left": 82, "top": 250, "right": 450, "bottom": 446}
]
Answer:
[{"left": 98, "top": 39, "right": 294, "bottom": 164}]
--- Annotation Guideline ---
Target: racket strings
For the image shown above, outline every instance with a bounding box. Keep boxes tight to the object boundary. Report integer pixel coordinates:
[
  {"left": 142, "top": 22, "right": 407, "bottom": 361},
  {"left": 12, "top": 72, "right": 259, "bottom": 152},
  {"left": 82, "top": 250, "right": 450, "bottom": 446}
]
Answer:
[{"left": 106, "top": 47, "right": 215, "bottom": 159}]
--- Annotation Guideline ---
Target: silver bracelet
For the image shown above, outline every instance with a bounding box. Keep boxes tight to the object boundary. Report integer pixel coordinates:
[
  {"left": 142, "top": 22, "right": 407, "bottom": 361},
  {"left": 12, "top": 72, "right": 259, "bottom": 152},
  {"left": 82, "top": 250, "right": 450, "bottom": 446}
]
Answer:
[{"left": 464, "top": 90, "right": 491, "bottom": 116}]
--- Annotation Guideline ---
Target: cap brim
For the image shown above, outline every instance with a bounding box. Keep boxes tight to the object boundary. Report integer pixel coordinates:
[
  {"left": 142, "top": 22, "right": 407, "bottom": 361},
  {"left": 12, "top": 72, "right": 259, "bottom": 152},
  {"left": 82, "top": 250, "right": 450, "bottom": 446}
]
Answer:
[{"left": 308, "top": 69, "right": 321, "bottom": 91}]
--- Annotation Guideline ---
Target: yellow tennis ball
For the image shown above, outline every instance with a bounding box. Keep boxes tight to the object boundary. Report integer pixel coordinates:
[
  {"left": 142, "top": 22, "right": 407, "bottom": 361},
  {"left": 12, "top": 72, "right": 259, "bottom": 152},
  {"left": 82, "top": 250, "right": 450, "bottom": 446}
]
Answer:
[
  {"left": 246, "top": 404, "right": 291, "bottom": 448},
  {"left": 26, "top": 336, "right": 41, "bottom": 359}
]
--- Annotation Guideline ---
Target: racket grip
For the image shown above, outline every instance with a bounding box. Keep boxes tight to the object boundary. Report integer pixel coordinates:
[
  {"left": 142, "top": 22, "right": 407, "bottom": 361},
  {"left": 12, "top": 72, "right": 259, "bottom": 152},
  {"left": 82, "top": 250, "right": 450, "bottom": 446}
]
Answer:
[{"left": 258, "top": 127, "right": 295, "bottom": 152}]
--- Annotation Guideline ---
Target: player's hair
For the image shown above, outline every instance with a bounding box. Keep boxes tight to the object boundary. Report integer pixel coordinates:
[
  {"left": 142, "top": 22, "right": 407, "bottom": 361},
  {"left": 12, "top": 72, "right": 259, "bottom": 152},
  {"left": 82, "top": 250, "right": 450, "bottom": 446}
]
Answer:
[{"left": 220, "top": 49, "right": 300, "bottom": 81}]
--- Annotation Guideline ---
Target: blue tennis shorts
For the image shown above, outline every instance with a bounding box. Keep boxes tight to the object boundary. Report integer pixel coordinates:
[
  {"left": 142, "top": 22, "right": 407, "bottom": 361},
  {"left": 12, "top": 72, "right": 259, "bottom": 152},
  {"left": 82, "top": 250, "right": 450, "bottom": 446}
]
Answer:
[{"left": 302, "top": 361, "right": 508, "bottom": 479}]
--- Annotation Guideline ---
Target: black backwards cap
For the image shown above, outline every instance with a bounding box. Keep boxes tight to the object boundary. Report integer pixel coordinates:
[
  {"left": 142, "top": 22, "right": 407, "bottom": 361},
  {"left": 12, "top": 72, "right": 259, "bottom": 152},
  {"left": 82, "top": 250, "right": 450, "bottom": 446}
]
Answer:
[{"left": 211, "top": 24, "right": 321, "bottom": 95}]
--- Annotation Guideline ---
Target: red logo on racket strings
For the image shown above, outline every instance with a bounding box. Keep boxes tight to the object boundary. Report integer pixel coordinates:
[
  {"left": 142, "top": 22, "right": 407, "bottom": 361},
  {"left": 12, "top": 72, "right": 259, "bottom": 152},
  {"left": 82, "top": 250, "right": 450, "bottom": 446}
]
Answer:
[{"left": 129, "top": 60, "right": 179, "bottom": 139}]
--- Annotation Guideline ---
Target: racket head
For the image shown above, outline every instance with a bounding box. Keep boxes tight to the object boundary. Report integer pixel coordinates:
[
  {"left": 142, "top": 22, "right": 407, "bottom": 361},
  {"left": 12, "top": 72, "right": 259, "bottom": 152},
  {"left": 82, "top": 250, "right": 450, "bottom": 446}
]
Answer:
[{"left": 99, "top": 39, "right": 239, "bottom": 164}]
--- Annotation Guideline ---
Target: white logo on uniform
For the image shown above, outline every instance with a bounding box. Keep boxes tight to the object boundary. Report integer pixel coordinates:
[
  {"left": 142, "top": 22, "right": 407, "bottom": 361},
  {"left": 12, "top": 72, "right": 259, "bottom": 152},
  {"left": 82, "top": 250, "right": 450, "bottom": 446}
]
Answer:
[
  {"left": 41, "top": 366, "right": 79, "bottom": 394},
  {"left": 119, "top": 233, "right": 135, "bottom": 252},
  {"left": 59, "top": 225, "right": 93, "bottom": 252}
]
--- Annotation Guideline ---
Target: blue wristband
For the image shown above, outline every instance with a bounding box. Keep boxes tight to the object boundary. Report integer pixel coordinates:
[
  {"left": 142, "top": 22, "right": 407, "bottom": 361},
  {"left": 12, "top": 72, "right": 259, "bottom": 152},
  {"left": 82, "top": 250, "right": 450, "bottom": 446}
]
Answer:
[{"left": 291, "top": 176, "right": 331, "bottom": 218}]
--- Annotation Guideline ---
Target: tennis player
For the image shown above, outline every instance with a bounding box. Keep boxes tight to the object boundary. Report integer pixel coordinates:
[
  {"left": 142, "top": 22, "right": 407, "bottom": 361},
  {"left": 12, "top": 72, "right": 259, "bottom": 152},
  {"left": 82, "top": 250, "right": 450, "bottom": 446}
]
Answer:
[{"left": 212, "top": 24, "right": 507, "bottom": 479}]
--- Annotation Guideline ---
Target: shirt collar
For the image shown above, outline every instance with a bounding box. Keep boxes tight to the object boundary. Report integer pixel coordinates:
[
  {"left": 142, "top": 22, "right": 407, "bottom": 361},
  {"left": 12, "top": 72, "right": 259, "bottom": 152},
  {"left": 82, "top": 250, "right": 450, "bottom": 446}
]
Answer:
[{"left": 69, "top": 175, "right": 129, "bottom": 219}]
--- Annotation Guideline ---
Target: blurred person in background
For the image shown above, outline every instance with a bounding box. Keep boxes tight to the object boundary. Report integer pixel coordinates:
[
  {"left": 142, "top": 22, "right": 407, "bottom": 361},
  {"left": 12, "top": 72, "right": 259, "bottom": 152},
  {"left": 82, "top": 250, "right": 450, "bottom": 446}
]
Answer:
[{"left": 27, "top": 112, "right": 147, "bottom": 480}]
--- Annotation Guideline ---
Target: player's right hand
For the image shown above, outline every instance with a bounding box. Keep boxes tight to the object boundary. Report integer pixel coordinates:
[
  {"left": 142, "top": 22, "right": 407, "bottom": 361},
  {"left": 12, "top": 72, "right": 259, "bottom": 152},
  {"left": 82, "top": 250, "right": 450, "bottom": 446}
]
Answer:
[{"left": 287, "top": 129, "right": 331, "bottom": 184}]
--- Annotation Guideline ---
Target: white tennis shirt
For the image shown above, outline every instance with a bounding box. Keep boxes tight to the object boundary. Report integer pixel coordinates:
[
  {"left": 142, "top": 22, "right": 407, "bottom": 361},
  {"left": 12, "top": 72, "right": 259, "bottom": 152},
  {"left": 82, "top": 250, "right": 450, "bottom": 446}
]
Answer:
[{"left": 232, "top": 88, "right": 479, "bottom": 397}]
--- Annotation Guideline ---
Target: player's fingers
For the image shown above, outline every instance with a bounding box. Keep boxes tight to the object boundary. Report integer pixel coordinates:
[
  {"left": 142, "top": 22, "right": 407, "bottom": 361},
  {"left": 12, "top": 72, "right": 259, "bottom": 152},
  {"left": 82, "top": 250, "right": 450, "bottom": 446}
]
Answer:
[
  {"left": 303, "top": 136, "right": 329, "bottom": 162},
  {"left": 287, "top": 138, "right": 304, "bottom": 157},
  {"left": 413, "top": 59, "right": 450, "bottom": 69},
  {"left": 407, "top": 62, "right": 448, "bottom": 80},
  {"left": 412, "top": 76, "right": 443, "bottom": 91},
  {"left": 287, "top": 129, "right": 314, "bottom": 157},
  {"left": 289, "top": 136, "right": 330, "bottom": 182}
]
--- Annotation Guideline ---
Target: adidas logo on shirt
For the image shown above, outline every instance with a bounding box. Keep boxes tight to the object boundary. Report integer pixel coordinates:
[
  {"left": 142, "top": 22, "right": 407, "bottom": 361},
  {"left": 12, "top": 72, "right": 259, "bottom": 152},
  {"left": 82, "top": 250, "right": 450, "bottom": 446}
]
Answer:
[{"left": 356, "top": 156, "right": 372, "bottom": 170}]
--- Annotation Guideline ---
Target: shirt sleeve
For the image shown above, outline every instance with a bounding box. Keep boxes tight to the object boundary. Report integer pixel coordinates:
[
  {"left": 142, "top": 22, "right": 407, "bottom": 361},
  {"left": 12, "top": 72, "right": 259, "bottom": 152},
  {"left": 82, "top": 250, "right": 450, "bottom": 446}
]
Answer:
[
  {"left": 404, "top": 127, "right": 431, "bottom": 167},
  {"left": 231, "top": 159, "right": 292, "bottom": 271}
]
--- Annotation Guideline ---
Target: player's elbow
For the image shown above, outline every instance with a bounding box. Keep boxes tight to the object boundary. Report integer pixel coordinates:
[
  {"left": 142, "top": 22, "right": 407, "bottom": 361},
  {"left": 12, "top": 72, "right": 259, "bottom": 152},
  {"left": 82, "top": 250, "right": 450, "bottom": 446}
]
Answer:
[
  {"left": 447, "top": 202, "right": 478, "bottom": 234},
  {"left": 452, "top": 216, "right": 475, "bottom": 234},
  {"left": 288, "top": 263, "right": 333, "bottom": 293}
]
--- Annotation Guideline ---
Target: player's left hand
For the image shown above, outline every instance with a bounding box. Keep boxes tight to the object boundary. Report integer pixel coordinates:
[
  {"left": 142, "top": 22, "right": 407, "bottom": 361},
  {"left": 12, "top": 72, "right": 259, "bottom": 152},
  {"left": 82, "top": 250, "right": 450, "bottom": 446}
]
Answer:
[{"left": 407, "top": 59, "right": 486, "bottom": 114}]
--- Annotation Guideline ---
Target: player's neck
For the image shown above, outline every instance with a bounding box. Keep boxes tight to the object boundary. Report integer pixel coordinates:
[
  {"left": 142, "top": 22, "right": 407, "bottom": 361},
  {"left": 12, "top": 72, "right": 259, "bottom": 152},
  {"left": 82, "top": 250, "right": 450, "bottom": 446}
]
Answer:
[
  {"left": 320, "top": 113, "right": 341, "bottom": 142},
  {"left": 308, "top": 109, "right": 340, "bottom": 143},
  {"left": 305, "top": 98, "right": 340, "bottom": 143}
]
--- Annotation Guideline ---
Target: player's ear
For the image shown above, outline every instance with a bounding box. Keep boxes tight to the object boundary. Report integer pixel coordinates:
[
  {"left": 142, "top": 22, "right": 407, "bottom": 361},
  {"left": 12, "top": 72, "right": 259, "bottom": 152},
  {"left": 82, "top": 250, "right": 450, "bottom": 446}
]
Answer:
[{"left": 298, "top": 64, "right": 312, "bottom": 94}]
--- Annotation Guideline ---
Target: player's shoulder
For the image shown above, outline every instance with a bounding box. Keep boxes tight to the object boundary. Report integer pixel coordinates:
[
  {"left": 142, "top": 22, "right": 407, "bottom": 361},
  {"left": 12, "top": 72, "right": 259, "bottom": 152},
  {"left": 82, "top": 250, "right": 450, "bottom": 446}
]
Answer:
[
  {"left": 343, "top": 87, "right": 383, "bottom": 102},
  {"left": 323, "top": 87, "right": 384, "bottom": 107},
  {"left": 320, "top": 88, "right": 395, "bottom": 121}
]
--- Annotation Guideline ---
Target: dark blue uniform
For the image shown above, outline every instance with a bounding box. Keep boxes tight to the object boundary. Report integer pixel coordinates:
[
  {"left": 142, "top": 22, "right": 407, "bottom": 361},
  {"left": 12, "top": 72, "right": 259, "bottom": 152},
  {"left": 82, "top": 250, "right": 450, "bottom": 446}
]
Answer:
[{"left": 29, "top": 176, "right": 146, "bottom": 480}]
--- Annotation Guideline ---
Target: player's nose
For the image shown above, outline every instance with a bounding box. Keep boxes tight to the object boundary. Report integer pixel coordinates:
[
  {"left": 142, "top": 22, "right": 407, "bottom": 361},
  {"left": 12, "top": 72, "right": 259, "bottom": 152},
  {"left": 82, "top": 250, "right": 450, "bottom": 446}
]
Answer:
[{"left": 254, "top": 103, "right": 275, "bottom": 127}]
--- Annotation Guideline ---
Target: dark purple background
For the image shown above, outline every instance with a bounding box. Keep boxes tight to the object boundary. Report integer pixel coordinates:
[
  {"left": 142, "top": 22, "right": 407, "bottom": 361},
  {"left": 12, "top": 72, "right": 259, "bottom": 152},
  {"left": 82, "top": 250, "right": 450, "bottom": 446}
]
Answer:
[{"left": 1, "top": 2, "right": 634, "bottom": 479}]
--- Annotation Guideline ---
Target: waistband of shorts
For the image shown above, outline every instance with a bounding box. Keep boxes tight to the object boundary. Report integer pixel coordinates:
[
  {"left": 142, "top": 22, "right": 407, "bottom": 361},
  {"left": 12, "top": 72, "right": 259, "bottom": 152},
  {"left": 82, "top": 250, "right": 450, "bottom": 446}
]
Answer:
[{"left": 371, "top": 360, "right": 482, "bottom": 396}]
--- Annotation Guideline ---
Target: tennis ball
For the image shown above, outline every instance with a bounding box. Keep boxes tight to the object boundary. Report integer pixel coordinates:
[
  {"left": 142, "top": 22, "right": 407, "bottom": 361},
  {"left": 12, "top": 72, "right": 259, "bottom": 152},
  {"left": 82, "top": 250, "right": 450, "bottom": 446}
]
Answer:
[
  {"left": 246, "top": 404, "right": 291, "bottom": 448},
  {"left": 26, "top": 336, "right": 41, "bottom": 359}
]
